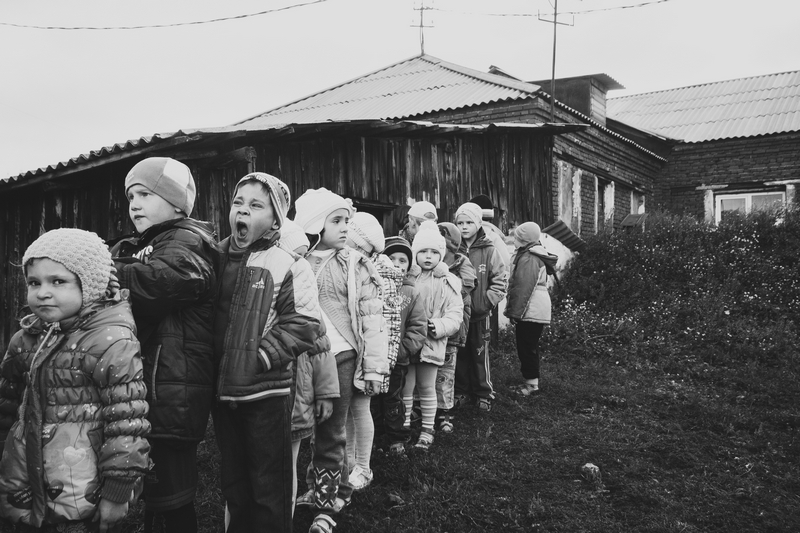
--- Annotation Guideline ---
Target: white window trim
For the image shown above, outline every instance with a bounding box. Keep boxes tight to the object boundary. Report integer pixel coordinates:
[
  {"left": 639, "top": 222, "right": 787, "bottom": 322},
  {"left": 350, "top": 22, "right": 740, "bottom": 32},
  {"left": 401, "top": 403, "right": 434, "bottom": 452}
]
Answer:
[{"left": 714, "top": 190, "right": 786, "bottom": 224}]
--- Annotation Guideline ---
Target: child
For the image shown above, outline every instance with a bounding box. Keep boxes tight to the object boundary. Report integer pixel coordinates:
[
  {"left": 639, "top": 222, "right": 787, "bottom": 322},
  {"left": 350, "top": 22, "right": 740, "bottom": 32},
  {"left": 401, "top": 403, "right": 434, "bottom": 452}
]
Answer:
[
  {"left": 109, "top": 157, "right": 217, "bottom": 532},
  {"left": 293, "top": 188, "right": 388, "bottom": 533},
  {"left": 401, "top": 221, "right": 463, "bottom": 451},
  {"left": 373, "top": 237, "right": 427, "bottom": 456},
  {"left": 214, "top": 173, "right": 322, "bottom": 533},
  {"left": 0, "top": 228, "right": 150, "bottom": 532},
  {"left": 453, "top": 202, "right": 508, "bottom": 413},
  {"left": 435, "top": 223, "right": 476, "bottom": 433},
  {"left": 505, "top": 222, "right": 558, "bottom": 396},
  {"left": 281, "top": 220, "right": 339, "bottom": 512},
  {"left": 399, "top": 200, "right": 437, "bottom": 244},
  {"left": 344, "top": 212, "right": 401, "bottom": 490}
]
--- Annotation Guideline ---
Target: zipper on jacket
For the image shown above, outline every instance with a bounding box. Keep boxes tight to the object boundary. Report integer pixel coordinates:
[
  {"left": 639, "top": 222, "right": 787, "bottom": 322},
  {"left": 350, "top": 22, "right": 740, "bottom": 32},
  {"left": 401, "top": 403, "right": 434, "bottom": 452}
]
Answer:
[{"left": 151, "top": 345, "right": 161, "bottom": 404}]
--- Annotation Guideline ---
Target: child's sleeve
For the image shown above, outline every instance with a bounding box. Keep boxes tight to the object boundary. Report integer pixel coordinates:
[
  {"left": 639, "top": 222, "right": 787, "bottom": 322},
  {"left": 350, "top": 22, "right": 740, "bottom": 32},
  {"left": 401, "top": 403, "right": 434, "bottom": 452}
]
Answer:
[
  {"left": 429, "top": 276, "right": 464, "bottom": 340},
  {"left": 113, "top": 230, "right": 216, "bottom": 320},
  {"left": 92, "top": 334, "right": 151, "bottom": 504},
  {"left": 259, "top": 259, "right": 321, "bottom": 368},
  {"left": 357, "top": 259, "right": 389, "bottom": 381},
  {"left": 400, "top": 290, "right": 427, "bottom": 362},
  {"left": 484, "top": 245, "right": 509, "bottom": 310},
  {"left": 0, "top": 342, "right": 26, "bottom": 453}
]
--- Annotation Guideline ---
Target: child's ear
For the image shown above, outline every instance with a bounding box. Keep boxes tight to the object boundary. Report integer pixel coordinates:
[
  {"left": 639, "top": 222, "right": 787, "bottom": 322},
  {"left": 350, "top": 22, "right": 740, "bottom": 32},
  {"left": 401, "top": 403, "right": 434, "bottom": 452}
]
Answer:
[{"left": 272, "top": 220, "right": 280, "bottom": 230}]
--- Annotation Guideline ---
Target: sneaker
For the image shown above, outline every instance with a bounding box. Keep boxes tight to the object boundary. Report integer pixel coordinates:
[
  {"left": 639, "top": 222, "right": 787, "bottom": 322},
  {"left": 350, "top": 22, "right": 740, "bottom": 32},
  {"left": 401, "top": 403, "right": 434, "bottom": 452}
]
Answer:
[
  {"left": 518, "top": 383, "right": 540, "bottom": 396},
  {"left": 477, "top": 398, "right": 492, "bottom": 413},
  {"left": 453, "top": 394, "right": 471, "bottom": 408},
  {"left": 309, "top": 513, "right": 336, "bottom": 533},
  {"left": 438, "top": 415, "right": 454, "bottom": 434},
  {"left": 388, "top": 442, "right": 407, "bottom": 457},
  {"left": 348, "top": 466, "right": 373, "bottom": 491},
  {"left": 414, "top": 428, "right": 435, "bottom": 451}
]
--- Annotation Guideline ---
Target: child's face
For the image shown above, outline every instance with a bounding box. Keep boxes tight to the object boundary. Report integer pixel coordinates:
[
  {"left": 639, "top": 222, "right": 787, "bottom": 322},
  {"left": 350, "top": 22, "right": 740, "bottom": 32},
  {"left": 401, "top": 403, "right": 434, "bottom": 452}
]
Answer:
[
  {"left": 317, "top": 208, "right": 350, "bottom": 251},
  {"left": 229, "top": 182, "right": 278, "bottom": 248},
  {"left": 26, "top": 258, "right": 83, "bottom": 324},
  {"left": 416, "top": 248, "right": 441, "bottom": 271},
  {"left": 456, "top": 214, "right": 479, "bottom": 241},
  {"left": 127, "top": 184, "right": 183, "bottom": 233},
  {"left": 388, "top": 252, "right": 410, "bottom": 274}
]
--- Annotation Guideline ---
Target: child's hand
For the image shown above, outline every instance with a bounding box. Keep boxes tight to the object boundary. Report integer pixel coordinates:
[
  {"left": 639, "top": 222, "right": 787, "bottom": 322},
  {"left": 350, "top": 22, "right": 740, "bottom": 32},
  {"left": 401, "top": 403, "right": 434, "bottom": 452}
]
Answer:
[
  {"left": 96, "top": 499, "right": 129, "bottom": 532},
  {"left": 427, "top": 320, "right": 437, "bottom": 337},
  {"left": 365, "top": 380, "right": 381, "bottom": 396},
  {"left": 315, "top": 399, "right": 334, "bottom": 423}
]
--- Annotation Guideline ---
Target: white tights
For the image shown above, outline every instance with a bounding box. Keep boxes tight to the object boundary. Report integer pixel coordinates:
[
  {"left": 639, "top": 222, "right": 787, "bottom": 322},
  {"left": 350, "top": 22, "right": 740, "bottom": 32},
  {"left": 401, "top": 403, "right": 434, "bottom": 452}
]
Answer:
[{"left": 402, "top": 362, "right": 438, "bottom": 432}]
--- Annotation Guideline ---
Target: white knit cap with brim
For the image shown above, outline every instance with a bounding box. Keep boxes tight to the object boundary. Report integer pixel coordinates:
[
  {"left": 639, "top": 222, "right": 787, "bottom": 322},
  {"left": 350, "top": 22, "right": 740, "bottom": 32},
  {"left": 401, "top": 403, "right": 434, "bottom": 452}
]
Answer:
[
  {"left": 23, "top": 228, "right": 113, "bottom": 307},
  {"left": 412, "top": 220, "right": 446, "bottom": 256},
  {"left": 348, "top": 212, "right": 385, "bottom": 254},
  {"left": 279, "top": 219, "right": 310, "bottom": 253},
  {"left": 455, "top": 202, "right": 484, "bottom": 228},
  {"left": 235, "top": 172, "right": 291, "bottom": 229},
  {"left": 294, "top": 188, "right": 354, "bottom": 235},
  {"left": 125, "top": 157, "right": 197, "bottom": 215},
  {"left": 408, "top": 200, "right": 438, "bottom": 221}
]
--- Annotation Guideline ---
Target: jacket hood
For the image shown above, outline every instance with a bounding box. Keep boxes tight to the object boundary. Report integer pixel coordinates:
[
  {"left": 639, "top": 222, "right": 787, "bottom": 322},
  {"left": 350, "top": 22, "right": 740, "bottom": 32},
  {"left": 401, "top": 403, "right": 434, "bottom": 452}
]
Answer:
[
  {"left": 524, "top": 244, "right": 559, "bottom": 274},
  {"left": 19, "top": 291, "right": 135, "bottom": 336},
  {"left": 467, "top": 228, "right": 492, "bottom": 249}
]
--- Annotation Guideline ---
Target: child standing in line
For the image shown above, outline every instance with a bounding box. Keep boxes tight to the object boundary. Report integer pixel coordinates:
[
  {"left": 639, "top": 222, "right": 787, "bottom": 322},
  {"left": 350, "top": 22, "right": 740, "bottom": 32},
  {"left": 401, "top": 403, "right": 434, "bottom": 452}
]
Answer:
[
  {"left": 109, "top": 157, "right": 217, "bottom": 533},
  {"left": 344, "top": 212, "right": 400, "bottom": 490},
  {"left": 453, "top": 202, "right": 508, "bottom": 414},
  {"left": 213, "top": 173, "right": 322, "bottom": 533},
  {"left": 399, "top": 201, "right": 438, "bottom": 244},
  {"left": 401, "top": 221, "right": 463, "bottom": 451},
  {"left": 505, "top": 222, "right": 559, "bottom": 396},
  {"left": 0, "top": 229, "right": 150, "bottom": 532},
  {"left": 293, "top": 188, "right": 388, "bottom": 533},
  {"left": 435, "top": 223, "right": 476, "bottom": 434},
  {"left": 372, "top": 237, "right": 427, "bottom": 457}
]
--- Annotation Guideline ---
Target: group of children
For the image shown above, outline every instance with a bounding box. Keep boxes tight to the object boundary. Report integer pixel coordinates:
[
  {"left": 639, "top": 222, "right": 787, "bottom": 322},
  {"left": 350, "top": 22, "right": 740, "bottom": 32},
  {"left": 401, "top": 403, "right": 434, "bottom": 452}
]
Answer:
[{"left": 0, "top": 157, "right": 558, "bottom": 533}]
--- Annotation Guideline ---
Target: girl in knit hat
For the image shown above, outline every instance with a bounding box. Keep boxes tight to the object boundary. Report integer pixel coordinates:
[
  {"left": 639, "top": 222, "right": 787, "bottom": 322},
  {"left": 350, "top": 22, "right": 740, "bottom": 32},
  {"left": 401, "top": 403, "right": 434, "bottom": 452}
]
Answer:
[
  {"left": 399, "top": 200, "right": 438, "bottom": 244},
  {"left": 344, "top": 213, "right": 402, "bottom": 490},
  {"left": 504, "top": 222, "right": 559, "bottom": 396},
  {"left": 109, "top": 156, "right": 217, "bottom": 532},
  {"left": 293, "top": 189, "right": 389, "bottom": 533},
  {"left": 0, "top": 228, "right": 150, "bottom": 532},
  {"left": 401, "top": 221, "right": 464, "bottom": 451}
]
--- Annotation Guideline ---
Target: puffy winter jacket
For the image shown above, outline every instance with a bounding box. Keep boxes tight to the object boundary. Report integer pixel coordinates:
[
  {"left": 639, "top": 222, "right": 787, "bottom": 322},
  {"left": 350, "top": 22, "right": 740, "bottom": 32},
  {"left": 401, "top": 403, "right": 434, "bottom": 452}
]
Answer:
[
  {"left": 0, "top": 296, "right": 150, "bottom": 527},
  {"left": 459, "top": 228, "right": 508, "bottom": 322},
  {"left": 215, "top": 236, "right": 322, "bottom": 402},
  {"left": 446, "top": 253, "right": 476, "bottom": 348},
  {"left": 408, "top": 263, "right": 464, "bottom": 366},
  {"left": 505, "top": 244, "right": 559, "bottom": 324},
  {"left": 373, "top": 254, "right": 404, "bottom": 393},
  {"left": 109, "top": 217, "right": 217, "bottom": 442},
  {"left": 291, "top": 321, "right": 338, "bottom": 437},
  {"left": 396, "top": 275, "right": 427, "bottom": 366}
]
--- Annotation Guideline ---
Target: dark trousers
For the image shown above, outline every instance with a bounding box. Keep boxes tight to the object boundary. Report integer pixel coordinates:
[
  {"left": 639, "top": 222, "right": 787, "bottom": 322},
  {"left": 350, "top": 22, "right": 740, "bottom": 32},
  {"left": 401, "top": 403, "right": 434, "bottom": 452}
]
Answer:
[
  {"left": 515, "top": 321, "right": 545, "bottom": 380},
  {"left": 213, "top": 396, "right": 293, "bottom": 533},
  {"left": 455, "top": 316, "right": 494, "bottom": 400},
  {"left": 371, "top": 363, "right": 409, "bottom": 444}
]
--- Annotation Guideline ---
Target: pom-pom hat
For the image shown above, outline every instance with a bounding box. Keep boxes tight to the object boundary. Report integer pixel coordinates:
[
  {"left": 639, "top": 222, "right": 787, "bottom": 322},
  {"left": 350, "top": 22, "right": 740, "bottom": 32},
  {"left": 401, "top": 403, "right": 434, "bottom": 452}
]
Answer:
[
  {"left": 294, "top": 188, "right": 354, "bottom": 235},
  {"left": 408, "top": 201, "right": 438, "bottom": 221},
  {"left": 454, "top": 202, "right": 483, "bottom": 228},
  {"left": 125, "top": 157, "right": 197, "bottom": 215},
  {"left": 235, "top": 172, "right": 291, "bottom": 229},
  {"left": 514, "top": 222, "right": 542, "bottom": 246},
  {"left": 383, "top": 236, "right": 412, "bottom": 265},
  {"left": 412, "top": 220, "right": 446, "bottom": 256},
  {"left": 348, "top": 212, "right": 385, "bottom": 254},
  {"left": 23, "top": 228, "right": 113, "bottom": 307},
  {"left": 437, "top": 222, "right": 462, "bottom": 254}
]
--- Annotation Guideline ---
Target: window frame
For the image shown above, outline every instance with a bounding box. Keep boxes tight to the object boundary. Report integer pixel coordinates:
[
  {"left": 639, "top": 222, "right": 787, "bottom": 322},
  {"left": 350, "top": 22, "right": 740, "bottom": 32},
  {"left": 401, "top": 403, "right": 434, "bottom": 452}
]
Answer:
[{"left": 714, "top": 190, "right": 786, "bottom": 224}]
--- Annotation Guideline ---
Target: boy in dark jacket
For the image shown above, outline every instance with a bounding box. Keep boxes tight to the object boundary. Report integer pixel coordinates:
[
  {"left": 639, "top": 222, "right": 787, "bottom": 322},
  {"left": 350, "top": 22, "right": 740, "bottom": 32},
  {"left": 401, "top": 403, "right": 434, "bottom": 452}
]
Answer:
[
  {"left": 213, "top": 173, "right": 321, "bottom": 533},
  {"left": 109, "top": 157, "right": 217, "bottom": 533}
]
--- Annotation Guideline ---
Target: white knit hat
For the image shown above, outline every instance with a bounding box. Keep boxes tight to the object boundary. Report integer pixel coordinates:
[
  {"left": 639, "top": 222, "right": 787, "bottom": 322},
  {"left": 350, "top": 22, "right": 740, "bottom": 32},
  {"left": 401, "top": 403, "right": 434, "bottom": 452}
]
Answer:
[
  {"left": 412, "top": 220, "right": 446, "bottom": 256},
  {"left": 279, "top": 219, "right": 310, "bottom": 253},
  {"left": 125, "top": 157, "right": 196, "bottom": 215},
  {"left": 294, "top": 188, "right": 354, "bottom": 236},
  {"left": 23, "top": 228, "right": 113, "bottom": 307},
  {"left": 455, "top": 202, "right": 483, "bottom": 228},
  {"left": 235, "top": 172, "right": 291, "bottom": 229},
  {"left": 348, "top": 212, "right": 385, "bottom": 254},
  {"left": 408, "top": 200, "right": 438, "bottom": 221}
]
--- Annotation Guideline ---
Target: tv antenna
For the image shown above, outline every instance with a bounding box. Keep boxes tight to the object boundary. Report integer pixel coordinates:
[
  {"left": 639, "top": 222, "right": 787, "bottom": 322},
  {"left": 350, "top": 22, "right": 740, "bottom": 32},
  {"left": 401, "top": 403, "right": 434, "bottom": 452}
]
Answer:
[
  {"left": 538, "top": 0, "right": 574, "bottom": 122},
  {"left": 412, "top": 0, "right": 434, "bottom": 55}
]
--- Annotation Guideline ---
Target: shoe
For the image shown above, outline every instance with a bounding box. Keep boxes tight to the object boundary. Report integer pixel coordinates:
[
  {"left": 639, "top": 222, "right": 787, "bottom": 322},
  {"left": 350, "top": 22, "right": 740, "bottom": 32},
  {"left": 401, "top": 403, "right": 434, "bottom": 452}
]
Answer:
[
  {"left": 388, "top": 442, "right": 407, "bottom": 457},
  {"left": 309, "top": 514, "right": 336, "bottom": 533},
  {"left": 414, "top": 428, "right": 435, "bottom": 451},
  {"left": 296, "top": 489, "right": 315, "bottom": 508},
  {"left": 518, "top": 383, "right": 540, "bottom": 396},
  {"left": 453, "top": 394, "right": 471, "bottom": 408},
  {"left": 438, "top": 415, "right": 454, "bottom": 434},
  {"left": 348, "top": 466, "right": 373, "bottom": 490},
  {"left": 477, "top": 398, "right": 492, "bottom": 413}
]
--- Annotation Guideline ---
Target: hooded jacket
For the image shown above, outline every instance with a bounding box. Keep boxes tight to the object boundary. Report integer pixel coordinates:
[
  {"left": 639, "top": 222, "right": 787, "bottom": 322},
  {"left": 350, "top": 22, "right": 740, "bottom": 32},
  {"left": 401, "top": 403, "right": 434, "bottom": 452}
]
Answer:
[
  {"left": 505, "top": 243, "right": 559, "bottom": 323},
  {"left": 396, "top": 274, "right": 427, "bottom": 366},
  {"left": 215, "top": 234, "right": 321, "bottom": 402},
  {"left": 459, "top": 228, "right": 508, "bottom": 322},
  {"left": 291, "top": 320, "right": 338, "bottom": 438},
  {"left": 109, "top": 217, "right": 217, "bottom": 442},
  {"left": 445, "top": 253, "right": 476, "bottom": 348},
  {"left": 0, "top": 296, "right": 150, "bottom": 527},
  {"left": 408, "top": 262, "right": 464, "bottom": 366}
]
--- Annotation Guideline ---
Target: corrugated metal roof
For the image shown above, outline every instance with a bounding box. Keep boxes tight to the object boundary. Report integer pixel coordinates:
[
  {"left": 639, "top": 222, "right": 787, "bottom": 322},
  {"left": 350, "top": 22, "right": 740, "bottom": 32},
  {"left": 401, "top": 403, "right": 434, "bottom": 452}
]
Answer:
[
  {"left": 607, "top": 70, "right": 800, "bottom": 142},
  {"left": 233, "top": 54, "right": 541, "bottom": 129}
]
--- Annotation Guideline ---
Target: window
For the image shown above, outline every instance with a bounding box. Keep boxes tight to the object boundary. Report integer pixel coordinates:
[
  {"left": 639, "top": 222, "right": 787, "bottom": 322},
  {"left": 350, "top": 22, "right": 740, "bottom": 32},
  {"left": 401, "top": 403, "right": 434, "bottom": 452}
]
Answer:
[{"left": 715, "top": 191, "right": 785, "bottom": 224}]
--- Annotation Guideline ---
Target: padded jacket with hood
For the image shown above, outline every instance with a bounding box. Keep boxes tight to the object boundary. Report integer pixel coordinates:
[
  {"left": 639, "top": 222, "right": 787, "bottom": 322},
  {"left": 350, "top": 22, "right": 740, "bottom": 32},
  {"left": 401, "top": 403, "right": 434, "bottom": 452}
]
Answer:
[
  {"left": 459, "top": 228, "right": 508, "bottom": 322},
  {"left": 109, "top": 217, "right": 217, "bottom": 442},
  {"left": 0, "top": 296, "right": 150, "bottom": 528},
  {"left": 505, "top": 243, "right": 559, "bottom": 324},
  {"left": 408, "top": 263, "right": 464, "bottom": 366}
]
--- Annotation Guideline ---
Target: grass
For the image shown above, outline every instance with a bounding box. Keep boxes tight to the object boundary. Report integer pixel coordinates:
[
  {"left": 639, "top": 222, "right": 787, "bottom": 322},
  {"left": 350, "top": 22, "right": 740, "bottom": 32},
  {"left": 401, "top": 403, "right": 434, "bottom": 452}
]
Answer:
[{"left": 117, "top": 326, "right": 800, "bottom": 533}]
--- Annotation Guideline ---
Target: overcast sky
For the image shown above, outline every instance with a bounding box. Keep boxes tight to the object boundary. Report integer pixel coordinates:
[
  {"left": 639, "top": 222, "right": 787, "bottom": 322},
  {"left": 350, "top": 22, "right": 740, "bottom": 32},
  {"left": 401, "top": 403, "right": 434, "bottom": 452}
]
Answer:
[{"left": 1, "top": 0, "right": 798, "bottom": 179}]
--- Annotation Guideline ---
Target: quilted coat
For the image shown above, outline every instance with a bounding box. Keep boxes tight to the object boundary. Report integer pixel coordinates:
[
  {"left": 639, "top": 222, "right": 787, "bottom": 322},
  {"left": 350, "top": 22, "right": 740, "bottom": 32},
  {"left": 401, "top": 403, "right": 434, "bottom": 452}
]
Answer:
[
  {"left": 408, "top": 262, "right": 464, "bottom": 366},
  {"left": 505, "top": 244, "right": 559, "bottom": 324},
  {"left": 0, "top": 296, "right": 150, "bottom": 527},
  {"left": 458, "top": 228, "right": 508, "bottom": 322}
]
